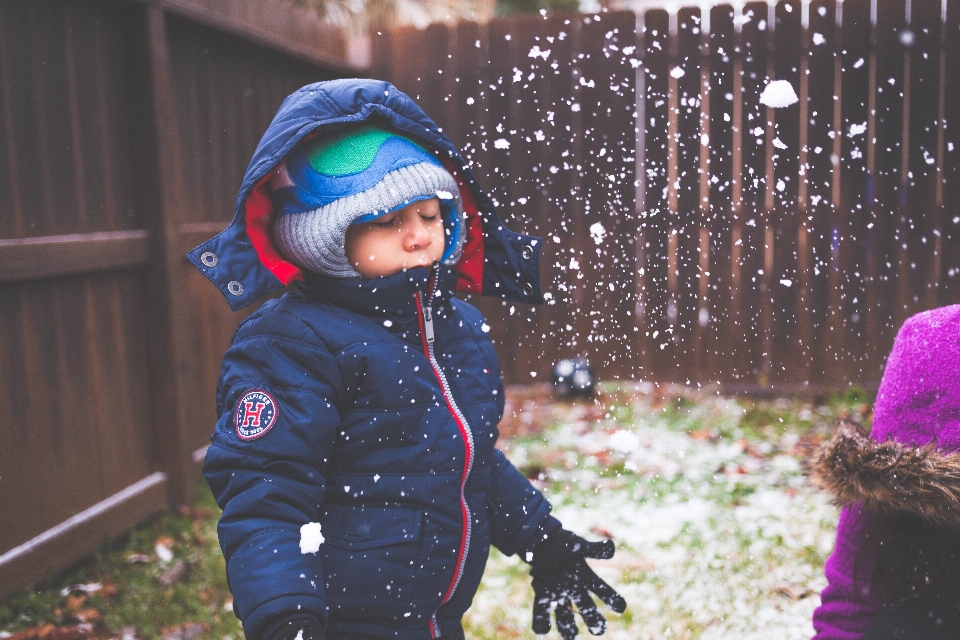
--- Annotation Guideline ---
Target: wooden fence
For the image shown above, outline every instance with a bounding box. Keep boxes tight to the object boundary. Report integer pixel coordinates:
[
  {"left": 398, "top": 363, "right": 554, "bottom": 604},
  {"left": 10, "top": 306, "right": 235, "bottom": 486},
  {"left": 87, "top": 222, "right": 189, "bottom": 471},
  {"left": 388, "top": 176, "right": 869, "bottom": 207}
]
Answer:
[
  {"left": 373, "top": 0, "right": 960, "bottom": 389},
  {"left": 0, "top": 0, "right": 352, "bottom": 600},
  {"left": 4, "top": 0, "right": 960, "bottom": 604}
]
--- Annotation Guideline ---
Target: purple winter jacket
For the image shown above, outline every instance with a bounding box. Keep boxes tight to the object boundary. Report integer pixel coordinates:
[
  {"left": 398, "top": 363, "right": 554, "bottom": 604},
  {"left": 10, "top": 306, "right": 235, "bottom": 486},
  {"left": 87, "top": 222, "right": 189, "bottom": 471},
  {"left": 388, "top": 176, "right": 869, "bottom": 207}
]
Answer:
[{"left": 811, "top": 304, "right": 960, "bottom": 639}]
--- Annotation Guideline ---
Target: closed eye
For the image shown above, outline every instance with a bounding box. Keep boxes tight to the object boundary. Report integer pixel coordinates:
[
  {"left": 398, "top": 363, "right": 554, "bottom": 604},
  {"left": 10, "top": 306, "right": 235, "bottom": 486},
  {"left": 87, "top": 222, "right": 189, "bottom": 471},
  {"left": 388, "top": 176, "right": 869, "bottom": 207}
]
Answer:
[{"left": 372, "top": 215, "right": 398, "bottom": 227}]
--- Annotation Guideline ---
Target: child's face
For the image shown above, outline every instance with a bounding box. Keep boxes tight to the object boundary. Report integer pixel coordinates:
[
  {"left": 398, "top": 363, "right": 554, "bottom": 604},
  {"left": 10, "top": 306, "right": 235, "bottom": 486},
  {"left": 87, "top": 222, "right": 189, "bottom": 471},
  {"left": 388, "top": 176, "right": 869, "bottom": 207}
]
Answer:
[{"left": 345, "top": 197, "right": 446, "bottom": 278}]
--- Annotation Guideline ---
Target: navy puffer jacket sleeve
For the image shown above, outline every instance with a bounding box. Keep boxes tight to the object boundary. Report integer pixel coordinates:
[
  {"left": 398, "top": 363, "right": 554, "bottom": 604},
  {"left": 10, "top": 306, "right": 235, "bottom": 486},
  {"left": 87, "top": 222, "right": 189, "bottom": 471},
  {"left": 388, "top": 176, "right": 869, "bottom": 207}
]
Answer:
[
  {"left": 486, "top": 449, "right": 554, "bottom": 555},
  {"left": 204, "top": 303, "right": 342, "bottom": 639}
]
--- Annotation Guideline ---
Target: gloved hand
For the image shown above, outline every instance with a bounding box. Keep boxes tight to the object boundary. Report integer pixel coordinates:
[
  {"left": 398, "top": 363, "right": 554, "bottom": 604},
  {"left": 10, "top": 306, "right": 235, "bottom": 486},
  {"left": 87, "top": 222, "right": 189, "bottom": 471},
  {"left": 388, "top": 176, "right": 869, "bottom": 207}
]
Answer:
[
  {"left": 266, "top": 617, "right": 324, "bottom": 640},
  {"left": 529, "top": 528, "right": 627, "bottom": 639}
]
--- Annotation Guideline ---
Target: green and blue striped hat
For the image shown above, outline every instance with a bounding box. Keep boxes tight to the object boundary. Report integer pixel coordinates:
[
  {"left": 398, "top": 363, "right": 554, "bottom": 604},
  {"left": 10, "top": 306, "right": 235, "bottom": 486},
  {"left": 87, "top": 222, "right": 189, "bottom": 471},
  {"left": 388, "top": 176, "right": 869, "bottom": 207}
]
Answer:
[{"left": 269, "top": 124, "right": 466, "bottom": 278}]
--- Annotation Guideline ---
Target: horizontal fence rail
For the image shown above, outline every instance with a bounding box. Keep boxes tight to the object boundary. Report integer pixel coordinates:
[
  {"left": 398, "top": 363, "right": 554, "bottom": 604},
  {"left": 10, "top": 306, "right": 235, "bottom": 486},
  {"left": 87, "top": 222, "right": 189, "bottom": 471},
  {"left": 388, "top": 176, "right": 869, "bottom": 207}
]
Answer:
[{"left": 376, "top": 0, "right": 960, "bottom": 387}]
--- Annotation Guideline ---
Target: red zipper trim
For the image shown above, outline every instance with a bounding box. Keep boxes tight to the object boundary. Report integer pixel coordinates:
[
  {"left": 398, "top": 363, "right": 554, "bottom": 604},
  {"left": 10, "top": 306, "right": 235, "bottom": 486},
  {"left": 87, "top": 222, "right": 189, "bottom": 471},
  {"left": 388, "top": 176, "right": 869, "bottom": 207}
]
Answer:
[{"left": 415, "top": 290, "right": 475, "bottom": 639}]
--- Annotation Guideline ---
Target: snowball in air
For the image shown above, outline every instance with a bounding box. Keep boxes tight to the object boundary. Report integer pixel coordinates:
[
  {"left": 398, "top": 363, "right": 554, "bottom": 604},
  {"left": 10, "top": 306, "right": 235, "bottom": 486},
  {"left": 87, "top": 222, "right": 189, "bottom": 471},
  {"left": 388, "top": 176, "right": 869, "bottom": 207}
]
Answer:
[
  {"left": 759, "top": 80, "right": 798, "bottom": 108},
  {"left": 300, "top": 522, "right": 324, "bottom": 554},
  {"left": 609, "top": 429, "right": 641, "bottom": 453}
]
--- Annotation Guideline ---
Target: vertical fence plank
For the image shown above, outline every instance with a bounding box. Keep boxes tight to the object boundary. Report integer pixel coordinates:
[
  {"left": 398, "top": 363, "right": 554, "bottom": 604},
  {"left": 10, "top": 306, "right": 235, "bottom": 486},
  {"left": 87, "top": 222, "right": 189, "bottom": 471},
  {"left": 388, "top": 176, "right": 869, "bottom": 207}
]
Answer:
[
  {"left": 419, "top": 22, "right": 457, "bottom": 136},
  {"left": 734, "top": 2, "right": 771, "bottom": 384},
  {"left": 503, "top": 13, "right": 549, "bottom": 381},
  {"left": 386, "top": 25, "right": 422, "bottom": 101},
  {"left": 802, "top": 0, "right": 837, "bottom": 381},
  {"left": 903, "top": 0, "right": 943, "bottom": 317},
  {"left": 869, "top": 0, "right": 907, "bottom": 377},
  {"left": 450, "top": 19, "right": 490, "bottom": 327},
  {"left": 369, "top": 27, "right": 393, "bottom": 83},
  {"left": 666, "top": 7, "right": 703, "bottom": 383},
  {"left": 943, "top": 0, "right": 960, "bottom": 303},
  {"left": 639, "top": 8, "right": 671, "bottom": 381},
  {"left": 137, "top": 5, "right": 196, "bottom": 504},
  {"left": 0, "top": 0, "right": 28, "bottom": 238},
  {"left": 769, "top": 0, "right": 802, "bottom": 384},
  {"left": 449, "top": 21, "right": 483, "bottom": 153},
  {"left": 705, "top": 5, "right": 735, "bottom": 385},
  {"left": 481, "top": 17, "right": 524, "bottom": 382},
  {"left": 831, "top": 0, "right": 870, "bottom": 385},
  {"left": 535, "top": 13, "right": 582, "bottom": 374}
]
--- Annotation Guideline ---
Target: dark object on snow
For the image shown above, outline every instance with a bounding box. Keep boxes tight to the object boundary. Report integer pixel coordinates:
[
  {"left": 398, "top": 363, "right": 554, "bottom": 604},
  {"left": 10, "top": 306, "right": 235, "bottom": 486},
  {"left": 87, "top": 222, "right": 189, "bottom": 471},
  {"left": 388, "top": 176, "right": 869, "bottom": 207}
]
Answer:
[
  {"left": 552, "top": 358, "right": 595, "bottom": 399},
  {"left": 529, "top": 528, "right": 627, "bottom": 640}
]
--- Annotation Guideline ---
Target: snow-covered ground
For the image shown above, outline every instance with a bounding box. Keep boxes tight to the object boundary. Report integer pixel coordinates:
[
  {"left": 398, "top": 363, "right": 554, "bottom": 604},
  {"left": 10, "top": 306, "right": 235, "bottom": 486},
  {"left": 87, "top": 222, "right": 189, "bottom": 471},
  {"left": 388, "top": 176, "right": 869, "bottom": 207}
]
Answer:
[{"left": 463, "top": 384, "right": 854, "bottom": 639}]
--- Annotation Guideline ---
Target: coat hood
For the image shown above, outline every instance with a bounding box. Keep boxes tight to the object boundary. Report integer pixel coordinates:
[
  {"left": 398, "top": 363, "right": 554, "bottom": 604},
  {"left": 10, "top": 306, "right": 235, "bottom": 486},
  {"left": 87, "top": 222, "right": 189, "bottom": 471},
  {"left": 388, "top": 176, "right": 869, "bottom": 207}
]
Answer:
[
  {"left": 187, "top": 78, "right": 544, "bottom": 311},
  {"left": 810, "top": 422, "right": 960, "bottom": 531}
]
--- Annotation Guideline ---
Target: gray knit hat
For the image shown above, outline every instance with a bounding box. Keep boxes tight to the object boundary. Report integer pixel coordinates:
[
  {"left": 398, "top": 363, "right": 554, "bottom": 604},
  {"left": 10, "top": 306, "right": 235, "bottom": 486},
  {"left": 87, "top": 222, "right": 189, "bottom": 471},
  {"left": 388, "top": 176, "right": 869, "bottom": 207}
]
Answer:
[{"left": 269, "top": 124, "right": 466, "bottom": 278}]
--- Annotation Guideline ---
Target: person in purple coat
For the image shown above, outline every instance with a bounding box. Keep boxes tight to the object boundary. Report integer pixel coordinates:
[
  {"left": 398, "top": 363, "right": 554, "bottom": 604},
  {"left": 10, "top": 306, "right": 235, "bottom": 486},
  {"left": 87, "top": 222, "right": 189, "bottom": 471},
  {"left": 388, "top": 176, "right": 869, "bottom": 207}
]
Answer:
[{"left": 810, "top": 304, "right": 960, "bottom": 640}]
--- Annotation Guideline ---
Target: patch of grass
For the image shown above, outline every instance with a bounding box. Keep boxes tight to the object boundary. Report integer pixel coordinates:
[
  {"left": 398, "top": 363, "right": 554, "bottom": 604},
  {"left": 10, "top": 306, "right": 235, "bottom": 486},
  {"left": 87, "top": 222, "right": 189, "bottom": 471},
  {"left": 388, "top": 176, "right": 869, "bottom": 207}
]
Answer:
[
  {"left": 0, "top": 486, "right": 237, "bottom": 639},
  {"left": 3, "top": 383, "right": 860, "bottom": 639}
]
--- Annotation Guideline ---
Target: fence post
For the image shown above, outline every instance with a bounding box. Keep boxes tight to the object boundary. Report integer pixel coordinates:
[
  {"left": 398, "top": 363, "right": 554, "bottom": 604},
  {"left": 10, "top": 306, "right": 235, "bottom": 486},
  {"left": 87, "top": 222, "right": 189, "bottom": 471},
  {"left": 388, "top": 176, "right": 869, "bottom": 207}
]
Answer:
[{"left": 127, "top": 4, "right": 196, "bottom": 506}]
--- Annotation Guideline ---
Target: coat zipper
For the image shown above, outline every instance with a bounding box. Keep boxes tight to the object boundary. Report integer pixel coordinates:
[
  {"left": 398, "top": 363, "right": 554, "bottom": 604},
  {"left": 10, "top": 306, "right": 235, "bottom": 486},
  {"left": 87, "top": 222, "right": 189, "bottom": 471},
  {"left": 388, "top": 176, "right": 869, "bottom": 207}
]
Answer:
[{"left": 415, "top": 268, "right": 475, "bottom": 639}]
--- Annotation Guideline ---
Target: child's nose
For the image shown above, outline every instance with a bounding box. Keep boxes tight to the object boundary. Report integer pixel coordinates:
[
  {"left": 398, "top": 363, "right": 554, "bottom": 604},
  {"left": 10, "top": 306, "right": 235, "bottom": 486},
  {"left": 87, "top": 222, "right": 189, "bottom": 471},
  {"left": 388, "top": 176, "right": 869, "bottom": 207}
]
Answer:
[{"left": 403, "top": 218, "right": 433, "bottom": 250}]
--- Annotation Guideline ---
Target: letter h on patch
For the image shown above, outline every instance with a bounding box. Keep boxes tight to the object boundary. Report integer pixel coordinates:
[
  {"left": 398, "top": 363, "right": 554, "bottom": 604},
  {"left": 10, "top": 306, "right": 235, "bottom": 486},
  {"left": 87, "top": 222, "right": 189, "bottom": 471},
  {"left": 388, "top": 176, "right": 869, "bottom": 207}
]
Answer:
[
  {"left": 234, "top": 389, "right": 278, "bottom": 441},
  {"left": 241, "top": 401, "right": 266, "bottom": 427}
]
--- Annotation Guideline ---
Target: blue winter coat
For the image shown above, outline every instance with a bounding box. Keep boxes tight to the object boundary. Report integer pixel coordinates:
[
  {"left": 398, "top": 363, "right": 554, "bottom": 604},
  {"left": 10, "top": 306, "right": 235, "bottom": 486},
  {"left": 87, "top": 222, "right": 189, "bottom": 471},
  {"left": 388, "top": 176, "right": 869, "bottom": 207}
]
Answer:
[{"left": 189, "top": 79, "right": 557, "bottom": 640}]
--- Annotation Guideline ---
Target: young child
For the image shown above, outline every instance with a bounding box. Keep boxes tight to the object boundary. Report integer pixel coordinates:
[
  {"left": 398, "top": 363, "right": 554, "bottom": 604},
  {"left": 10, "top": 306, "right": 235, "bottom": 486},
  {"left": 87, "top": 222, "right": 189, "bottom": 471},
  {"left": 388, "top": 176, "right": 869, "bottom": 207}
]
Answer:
[
  {"left": 188, "top": 79, "right": 626, "bottom": 640},
  {"left": 811, "top": 304, "right": 960, "bottom": 640}
]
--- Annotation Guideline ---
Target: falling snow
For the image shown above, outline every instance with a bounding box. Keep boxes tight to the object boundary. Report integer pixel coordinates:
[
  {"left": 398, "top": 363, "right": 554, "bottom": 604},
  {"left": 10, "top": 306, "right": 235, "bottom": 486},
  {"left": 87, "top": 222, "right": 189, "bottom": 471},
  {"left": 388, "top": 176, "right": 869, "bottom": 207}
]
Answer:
[
  {"left": 464, "top": 385, "right": 857, "bottom": 639},
  {"left": 528, "top": 45, "right": 551, "bottom": 60}
]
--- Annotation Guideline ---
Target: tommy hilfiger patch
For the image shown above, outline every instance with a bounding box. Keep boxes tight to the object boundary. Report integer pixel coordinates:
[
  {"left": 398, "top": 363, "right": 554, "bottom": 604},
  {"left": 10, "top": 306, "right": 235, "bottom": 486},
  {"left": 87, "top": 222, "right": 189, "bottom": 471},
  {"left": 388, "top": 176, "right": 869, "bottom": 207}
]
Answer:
[{"left": 234, "top": 389, "right": 279, "bottom": 441}]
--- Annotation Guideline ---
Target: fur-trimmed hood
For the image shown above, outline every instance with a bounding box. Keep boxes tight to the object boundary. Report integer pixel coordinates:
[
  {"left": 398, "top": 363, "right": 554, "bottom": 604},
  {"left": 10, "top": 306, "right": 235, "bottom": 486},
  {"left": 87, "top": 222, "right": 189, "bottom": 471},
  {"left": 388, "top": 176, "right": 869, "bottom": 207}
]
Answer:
[{"left": 811, "top": 421, "right": 960, "bottom": 530}]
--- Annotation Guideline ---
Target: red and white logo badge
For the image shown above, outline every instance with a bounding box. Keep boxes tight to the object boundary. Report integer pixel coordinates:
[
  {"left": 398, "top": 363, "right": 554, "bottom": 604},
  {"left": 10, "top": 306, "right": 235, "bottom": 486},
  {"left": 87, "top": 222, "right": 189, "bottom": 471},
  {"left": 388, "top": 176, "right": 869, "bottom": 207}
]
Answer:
[{"left": 234, "top": 389, "right": 279, "bottom": 441}]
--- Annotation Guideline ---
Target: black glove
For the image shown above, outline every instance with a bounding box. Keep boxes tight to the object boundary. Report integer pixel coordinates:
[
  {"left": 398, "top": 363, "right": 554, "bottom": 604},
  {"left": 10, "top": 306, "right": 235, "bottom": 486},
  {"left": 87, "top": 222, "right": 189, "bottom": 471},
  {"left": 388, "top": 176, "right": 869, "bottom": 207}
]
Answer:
[
  {"left": 266, "top": 617, "right": 324, "bottom": 640},
  {"left": 529, "top": 528, "right": 627, "bottom": 639}
]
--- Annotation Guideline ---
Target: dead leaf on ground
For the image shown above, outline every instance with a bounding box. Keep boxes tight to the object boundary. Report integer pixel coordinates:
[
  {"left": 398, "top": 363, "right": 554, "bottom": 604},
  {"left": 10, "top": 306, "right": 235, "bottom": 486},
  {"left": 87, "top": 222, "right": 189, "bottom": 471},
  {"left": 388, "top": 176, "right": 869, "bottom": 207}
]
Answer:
[
  {"left": 176, "top": 505, "right": 212, "bottom": 521},
  {"left": 158, "top": 559, "right": 189, "bottom": 586},
  {"left": 688, "top": 428, "right": 717, "bottom": 442},
  {"left": 71, "top": 610, "right": 99, "bottom": 624},
  {"left": 775, "top": 583, "right": 815, "bottom": 600},
  {"left": 5, "top": 624, "right": 92, "bottom": 640},
  {"left": 64, "top": 594, "right": 86, "bottom": 612},
  {"left": 154, "top": 535, "right": 174, "bottom": 548},
  {"left": 589, "top": 526, "right": 615, "bottom": 540}
]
